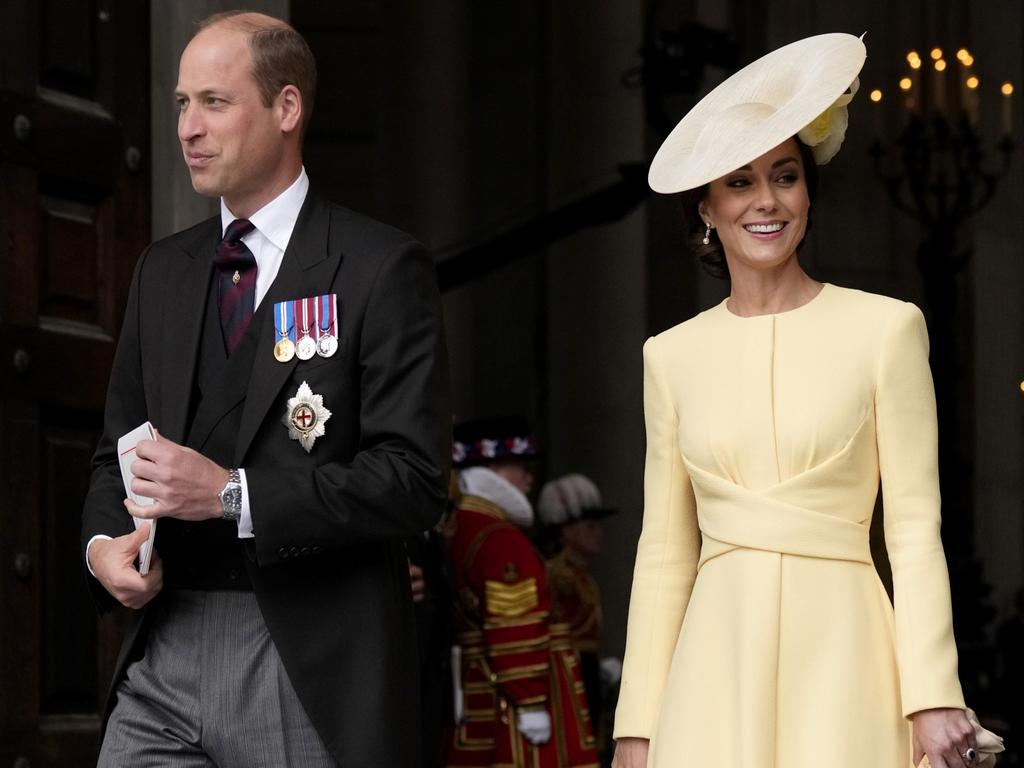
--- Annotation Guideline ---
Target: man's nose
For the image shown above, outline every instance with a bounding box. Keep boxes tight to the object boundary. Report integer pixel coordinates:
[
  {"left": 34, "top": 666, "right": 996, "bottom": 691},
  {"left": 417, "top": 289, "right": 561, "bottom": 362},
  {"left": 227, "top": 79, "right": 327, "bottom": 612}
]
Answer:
[{"left": 178, "top": 103, "right": 203, "bottom": 142}]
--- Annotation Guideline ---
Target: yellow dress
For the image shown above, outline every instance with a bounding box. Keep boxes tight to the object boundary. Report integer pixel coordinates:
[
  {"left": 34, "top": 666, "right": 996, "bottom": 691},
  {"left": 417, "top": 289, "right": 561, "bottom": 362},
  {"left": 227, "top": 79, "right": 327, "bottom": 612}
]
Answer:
[{"left": 614, "top": 284, "right": 965, "bottom": 767}]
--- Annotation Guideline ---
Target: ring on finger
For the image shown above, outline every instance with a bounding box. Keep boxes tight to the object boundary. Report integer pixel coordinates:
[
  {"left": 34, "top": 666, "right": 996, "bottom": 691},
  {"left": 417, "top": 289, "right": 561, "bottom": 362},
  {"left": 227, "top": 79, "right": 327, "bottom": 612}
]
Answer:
[{"left": 962, "top": 746, "right": 978, "bottom": 764}]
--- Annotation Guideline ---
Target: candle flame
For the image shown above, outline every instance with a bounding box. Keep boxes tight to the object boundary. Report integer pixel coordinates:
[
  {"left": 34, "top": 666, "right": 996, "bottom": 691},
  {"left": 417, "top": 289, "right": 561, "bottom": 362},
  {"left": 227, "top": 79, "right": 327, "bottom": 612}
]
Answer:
[
  {"left": 966, "top": 76, "right": 979, "bottom": 90},
  {"left": 1002, "top": 82, "right": 1014, "bottom": 96},
  {"left": 870, "top": 89, "right": 883, "bottom": 102},
  {"left": 934, "top": 59, "right": 947, "bottom": 72},
  {"left": 930, "top": 47, "right": 943, "bottom": 60}
]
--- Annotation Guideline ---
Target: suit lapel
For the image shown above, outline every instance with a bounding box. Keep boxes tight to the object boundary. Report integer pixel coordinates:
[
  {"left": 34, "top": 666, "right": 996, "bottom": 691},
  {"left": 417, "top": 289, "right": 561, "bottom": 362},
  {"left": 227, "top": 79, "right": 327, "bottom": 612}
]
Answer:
[
  {"left": 235, "top": 194, "right": 342, "bottom": 465},
  {"left": 160, "top": 219, "right": 219, "bottom": 443}
]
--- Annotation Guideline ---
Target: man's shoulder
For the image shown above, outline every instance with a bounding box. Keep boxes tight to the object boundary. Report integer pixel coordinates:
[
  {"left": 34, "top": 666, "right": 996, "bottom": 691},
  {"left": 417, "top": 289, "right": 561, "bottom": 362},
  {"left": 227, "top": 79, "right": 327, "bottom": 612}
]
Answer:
[
  {"left": 154, "top": 215, "right": 220, "bottom": 250},
  {"left": 310, "top": 195, "right": 424, "bottom": 257}
]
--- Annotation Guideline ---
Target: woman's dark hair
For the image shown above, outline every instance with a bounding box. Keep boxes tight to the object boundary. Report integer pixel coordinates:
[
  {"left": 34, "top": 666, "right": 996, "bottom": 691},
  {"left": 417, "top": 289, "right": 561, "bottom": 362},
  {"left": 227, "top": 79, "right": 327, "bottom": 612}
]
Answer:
[{"left": 680, "top": 137, "right": 819, "bottom": 280}]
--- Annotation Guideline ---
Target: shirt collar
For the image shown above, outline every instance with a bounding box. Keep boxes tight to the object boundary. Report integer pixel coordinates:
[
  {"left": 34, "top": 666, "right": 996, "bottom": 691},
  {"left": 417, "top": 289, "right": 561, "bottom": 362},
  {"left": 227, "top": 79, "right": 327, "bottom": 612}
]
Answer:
[{"left": 220, "top": 167, "right": 310, "bottom": 252}]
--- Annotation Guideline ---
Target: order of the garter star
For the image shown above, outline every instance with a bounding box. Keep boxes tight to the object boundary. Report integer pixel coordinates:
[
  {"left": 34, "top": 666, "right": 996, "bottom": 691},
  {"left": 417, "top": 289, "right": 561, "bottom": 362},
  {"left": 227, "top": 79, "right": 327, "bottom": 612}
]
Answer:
[{"left": 284, "top": 381, "right": 332, "bottom": 452}]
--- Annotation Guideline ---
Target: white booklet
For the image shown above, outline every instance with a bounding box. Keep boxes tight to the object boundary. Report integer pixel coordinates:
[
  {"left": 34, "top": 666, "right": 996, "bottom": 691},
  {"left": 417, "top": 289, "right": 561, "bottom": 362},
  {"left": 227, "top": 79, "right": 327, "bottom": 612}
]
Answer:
[{"left": 117, "top": 421, "right": 157, "bottom": 575}]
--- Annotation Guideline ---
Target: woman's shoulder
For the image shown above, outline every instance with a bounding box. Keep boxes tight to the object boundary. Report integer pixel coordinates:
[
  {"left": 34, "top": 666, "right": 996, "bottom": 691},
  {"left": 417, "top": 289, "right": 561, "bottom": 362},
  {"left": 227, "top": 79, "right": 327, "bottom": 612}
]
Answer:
[
  {"left": 649, "top": 301, "right": 727, "bottom": 349},
  {"left": 821, "top": 284, "right": 926, "bottom": 337}
]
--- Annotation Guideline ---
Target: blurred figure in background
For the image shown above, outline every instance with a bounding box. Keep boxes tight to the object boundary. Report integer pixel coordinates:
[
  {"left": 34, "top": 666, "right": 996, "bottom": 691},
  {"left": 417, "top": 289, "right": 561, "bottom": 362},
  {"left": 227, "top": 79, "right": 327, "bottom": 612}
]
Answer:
[
  {"left": 443, "top": 418, "right": 598, "bottom": 768},
  {"left": 538, "top": 474, "right": 617, "bottom": 759}
]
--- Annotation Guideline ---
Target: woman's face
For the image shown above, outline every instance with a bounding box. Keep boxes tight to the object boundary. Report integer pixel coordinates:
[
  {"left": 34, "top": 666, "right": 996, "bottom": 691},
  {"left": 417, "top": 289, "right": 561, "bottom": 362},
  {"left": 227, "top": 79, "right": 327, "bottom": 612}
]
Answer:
[{"left": 699, "top": 138, "right": 810, "bottom": 275}]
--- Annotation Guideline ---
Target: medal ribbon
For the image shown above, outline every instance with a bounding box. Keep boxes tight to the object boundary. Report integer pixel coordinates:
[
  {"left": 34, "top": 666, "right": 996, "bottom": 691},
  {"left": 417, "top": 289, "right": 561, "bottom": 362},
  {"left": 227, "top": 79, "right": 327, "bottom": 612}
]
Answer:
[
  {"left": 275, "top": 300, "right": 296, "bottom": 341},
  {"left": 320, "top": 294, "right": 336, "bottom": 337}
]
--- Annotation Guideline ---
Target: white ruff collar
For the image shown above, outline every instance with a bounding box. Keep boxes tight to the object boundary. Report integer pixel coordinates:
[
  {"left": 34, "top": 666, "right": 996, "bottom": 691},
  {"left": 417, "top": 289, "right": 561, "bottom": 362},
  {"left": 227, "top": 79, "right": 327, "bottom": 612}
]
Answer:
[{"left": 459, "top": 467, "right": 534, "bottom": 528}]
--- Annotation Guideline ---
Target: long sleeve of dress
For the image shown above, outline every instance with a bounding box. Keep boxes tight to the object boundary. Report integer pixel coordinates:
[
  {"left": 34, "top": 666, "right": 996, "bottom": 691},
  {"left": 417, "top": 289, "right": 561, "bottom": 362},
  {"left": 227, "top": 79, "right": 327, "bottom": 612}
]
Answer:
[
  {"left": 875, "top": 302, "right": 965, "bottom": 716},
  {"left": 613, "top": 336, "right": 701, "bottom": 738}
]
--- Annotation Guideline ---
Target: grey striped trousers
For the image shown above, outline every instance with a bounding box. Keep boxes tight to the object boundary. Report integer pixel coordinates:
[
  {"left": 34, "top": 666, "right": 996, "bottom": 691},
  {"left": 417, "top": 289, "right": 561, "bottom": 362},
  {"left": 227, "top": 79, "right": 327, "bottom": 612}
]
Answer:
[{"left": 98, "top": 590, "right": 336, "bottom": 767}]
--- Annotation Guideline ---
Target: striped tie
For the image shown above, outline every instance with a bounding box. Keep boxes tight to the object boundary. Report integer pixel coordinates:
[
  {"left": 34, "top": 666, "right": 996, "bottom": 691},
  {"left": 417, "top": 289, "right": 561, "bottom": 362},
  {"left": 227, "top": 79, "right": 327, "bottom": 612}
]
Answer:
[{"left": 213, "top": 219, "right": 258, "bottom": 355}]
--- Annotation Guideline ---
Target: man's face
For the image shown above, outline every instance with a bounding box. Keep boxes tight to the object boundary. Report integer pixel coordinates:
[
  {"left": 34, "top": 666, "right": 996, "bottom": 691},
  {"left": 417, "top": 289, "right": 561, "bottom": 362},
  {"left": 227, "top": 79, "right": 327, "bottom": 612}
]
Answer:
[
  {"left": 175, "top": 24, "right": 285, "bottom": 211},
  {"left": 490, "top": 459, "right": 535, "bottom": 495}
]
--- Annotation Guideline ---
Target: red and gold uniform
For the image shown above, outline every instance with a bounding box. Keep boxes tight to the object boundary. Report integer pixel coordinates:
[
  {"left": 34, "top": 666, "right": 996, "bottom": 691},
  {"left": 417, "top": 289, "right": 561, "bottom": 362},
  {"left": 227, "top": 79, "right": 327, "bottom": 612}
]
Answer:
[
  {"left": 547, "top": 548, "right": 606, "bottom": 749},
  {"left": 444, "top": 493, "right": 598, "bottom": 768},
  {"left": 547, "top": 549, "right": 603, "bottom": 656}
]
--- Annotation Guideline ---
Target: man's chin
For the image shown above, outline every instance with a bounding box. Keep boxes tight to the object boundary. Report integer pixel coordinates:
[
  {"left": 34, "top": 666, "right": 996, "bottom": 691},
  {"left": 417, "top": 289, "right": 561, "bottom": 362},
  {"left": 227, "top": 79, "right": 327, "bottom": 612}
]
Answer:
[{"left": 188, "top": 172, "right": 223, "bottom": 199}]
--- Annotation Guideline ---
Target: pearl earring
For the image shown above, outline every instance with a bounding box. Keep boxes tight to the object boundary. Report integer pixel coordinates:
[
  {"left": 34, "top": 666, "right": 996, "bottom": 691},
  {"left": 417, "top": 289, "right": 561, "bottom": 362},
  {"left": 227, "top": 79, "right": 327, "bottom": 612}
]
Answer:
[{"left": 702, "top": 221, "right": 712, "bottom": 246}]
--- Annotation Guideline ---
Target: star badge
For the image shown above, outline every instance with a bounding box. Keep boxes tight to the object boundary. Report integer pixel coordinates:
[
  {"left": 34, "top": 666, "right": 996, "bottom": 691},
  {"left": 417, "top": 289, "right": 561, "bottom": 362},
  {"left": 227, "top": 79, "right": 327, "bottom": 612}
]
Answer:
[{"left": 283, "top": 381, "right": 331, "bottom": 453}]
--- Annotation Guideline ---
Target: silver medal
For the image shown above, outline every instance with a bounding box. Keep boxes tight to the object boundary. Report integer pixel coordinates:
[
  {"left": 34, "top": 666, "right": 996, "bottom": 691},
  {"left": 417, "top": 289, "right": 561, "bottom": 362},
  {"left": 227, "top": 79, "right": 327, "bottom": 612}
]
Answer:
[{"left": 317, "top": 333, "right": 338, "bottom": 358}]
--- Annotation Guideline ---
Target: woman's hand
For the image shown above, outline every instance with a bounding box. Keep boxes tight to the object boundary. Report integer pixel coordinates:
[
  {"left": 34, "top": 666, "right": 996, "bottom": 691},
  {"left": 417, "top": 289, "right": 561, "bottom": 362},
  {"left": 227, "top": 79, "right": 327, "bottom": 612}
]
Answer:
[
  {"left": 611, "top": 737, "right": 650, "bottom": 768},
  {"left": 911, "top": 707, "right": 976, "bottom": 767}
]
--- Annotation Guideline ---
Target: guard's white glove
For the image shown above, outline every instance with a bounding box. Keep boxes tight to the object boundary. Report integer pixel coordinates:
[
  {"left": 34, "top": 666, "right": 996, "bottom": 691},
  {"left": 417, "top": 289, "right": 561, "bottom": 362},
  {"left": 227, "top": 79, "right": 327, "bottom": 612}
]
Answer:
[{"left": 516, "top": 709, "right": 551, "bottom": 745}]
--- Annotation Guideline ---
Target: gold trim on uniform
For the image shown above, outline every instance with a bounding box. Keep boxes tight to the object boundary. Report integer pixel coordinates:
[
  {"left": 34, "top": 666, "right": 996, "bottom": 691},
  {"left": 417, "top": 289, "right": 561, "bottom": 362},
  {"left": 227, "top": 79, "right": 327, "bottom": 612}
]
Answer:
[
  {"left": 483, "top": 610, "right": 550, "bottom": 629},
  {"left": 459, "top": 495, "right": 507, "bottom": 520},
  {"left": 494, "top": 662, "right": 550, "bottom": 682},
  {"left": 485, "top": 577, "right": 539, "bottom": 616},
  {"left": 488, "top": 633, "right": 551, "bottom": 655}
]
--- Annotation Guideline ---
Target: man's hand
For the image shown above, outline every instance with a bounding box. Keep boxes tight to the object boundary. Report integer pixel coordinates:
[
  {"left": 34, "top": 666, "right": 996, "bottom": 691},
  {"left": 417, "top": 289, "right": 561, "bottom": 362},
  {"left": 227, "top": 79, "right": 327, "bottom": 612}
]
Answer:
[
  {"left": 127, "top": 431, "right": 228, "bottom": 522},
  {"left": 89, "top": 524, "right": 163, "bottom": 609}
]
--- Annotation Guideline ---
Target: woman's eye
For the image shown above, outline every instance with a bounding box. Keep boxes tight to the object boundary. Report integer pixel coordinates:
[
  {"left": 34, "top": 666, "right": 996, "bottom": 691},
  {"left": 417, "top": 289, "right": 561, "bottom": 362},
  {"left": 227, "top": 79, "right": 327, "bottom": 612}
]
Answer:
[
  {"left": 776, "top": 173, "right": 798, "bottom": 184},
  {"left": 726, "top": 177, "right": 750, "bottom": 188}
]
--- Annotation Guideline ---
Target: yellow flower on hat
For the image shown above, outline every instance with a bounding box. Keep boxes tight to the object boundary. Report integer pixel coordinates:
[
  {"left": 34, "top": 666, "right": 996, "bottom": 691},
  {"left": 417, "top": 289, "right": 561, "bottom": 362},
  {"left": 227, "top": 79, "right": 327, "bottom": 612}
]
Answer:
[{"left": 798, "top": 77, "right": 860, "bottom": 165}]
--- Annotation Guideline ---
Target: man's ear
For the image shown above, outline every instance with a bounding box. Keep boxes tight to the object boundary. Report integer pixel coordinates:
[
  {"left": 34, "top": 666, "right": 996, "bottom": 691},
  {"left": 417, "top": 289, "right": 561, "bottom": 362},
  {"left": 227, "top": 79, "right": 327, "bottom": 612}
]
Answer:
[{"left": 277, "top": 84, "right": 302, "bottom": 134}]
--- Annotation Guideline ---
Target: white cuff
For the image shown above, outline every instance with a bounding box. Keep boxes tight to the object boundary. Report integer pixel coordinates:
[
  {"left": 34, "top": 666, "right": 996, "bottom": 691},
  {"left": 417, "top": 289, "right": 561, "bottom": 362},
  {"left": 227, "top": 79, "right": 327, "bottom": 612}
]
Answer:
[
  {"left": 85, "top": 534, "right": 113, "bottom": 578},
  {"left": 237, "top": 468, "right": 254, "bottom": 538}
]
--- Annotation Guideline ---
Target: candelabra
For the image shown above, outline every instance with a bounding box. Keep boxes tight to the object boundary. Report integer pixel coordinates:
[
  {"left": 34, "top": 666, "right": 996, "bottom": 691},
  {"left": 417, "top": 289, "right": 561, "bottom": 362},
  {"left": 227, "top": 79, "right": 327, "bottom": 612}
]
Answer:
[{"left": 868, "top": 47, "right": 1014, "bottom": 703}]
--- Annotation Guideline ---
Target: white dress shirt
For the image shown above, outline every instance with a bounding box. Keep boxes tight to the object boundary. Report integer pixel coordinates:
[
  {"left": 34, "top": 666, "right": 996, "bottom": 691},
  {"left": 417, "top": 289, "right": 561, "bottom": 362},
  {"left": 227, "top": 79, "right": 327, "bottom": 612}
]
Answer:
[{"left": 222, "top": 167, "right": 309, "bottom": 538}]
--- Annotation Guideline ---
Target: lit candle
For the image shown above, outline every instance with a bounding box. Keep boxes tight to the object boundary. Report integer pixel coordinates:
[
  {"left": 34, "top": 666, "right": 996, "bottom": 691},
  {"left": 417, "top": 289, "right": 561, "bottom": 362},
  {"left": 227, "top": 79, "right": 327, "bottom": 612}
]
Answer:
[
  {"left": 1001, "top": 82, "right": 1014, "bottom": 134},
  {"left": 934, "top": 59, "right": 947, "bottom": 114},
  {"left": 870, "top": 88, "right": 883, "bottom": 134},
  {"left": 965, "top": 75, "right": 980, "bottom": 126},
  {"left": 908, "top": 52, "right": 922, "bottom": 113}
]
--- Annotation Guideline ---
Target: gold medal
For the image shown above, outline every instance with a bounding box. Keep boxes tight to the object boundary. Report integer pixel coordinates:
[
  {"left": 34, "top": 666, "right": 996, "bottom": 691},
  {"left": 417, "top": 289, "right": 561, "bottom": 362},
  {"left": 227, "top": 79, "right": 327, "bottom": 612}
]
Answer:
[
  {"left": 274, "top": 338, "right": 295, "bottom": 362},
  {"left": 273, "top": 300, "right": 296, "bottom": 363}
]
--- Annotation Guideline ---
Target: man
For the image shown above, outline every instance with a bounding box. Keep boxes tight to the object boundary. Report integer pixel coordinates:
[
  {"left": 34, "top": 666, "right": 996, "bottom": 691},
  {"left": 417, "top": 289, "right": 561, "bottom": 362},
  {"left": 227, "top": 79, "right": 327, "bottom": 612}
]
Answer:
[
  {"left": 443, "top": 418, "right": 597, "bottom": 768},
  {"left": 81, "top": 11, "right": 449, "bottom": 767},
  {"left": 537, "top": 473, "right": 616, "bottom": 755}
]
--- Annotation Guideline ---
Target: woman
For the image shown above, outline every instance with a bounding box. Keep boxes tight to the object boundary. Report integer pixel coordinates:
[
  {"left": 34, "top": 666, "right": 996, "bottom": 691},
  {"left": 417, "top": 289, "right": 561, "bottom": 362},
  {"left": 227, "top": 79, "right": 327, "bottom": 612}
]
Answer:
[{"left": 612, "top": 34, "right": 979, "bottom": 768}]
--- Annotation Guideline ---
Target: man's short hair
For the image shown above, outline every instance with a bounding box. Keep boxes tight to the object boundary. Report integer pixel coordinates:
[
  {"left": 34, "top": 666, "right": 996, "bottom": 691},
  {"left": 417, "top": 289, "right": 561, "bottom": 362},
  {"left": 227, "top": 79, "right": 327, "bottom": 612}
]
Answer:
[{"left": 198, "top": 11, "right": 317, "bottom": 138}]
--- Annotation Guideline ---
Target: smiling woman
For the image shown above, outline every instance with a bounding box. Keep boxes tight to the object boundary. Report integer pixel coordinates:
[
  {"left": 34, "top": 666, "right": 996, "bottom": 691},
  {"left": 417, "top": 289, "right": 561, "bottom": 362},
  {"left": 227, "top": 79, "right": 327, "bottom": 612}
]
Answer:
[
  {"left": 611, "top": 33, "right": 982, "bottom": 768},
  {"left": 680, "top": 138, "right": 818, "bottom": 280}
]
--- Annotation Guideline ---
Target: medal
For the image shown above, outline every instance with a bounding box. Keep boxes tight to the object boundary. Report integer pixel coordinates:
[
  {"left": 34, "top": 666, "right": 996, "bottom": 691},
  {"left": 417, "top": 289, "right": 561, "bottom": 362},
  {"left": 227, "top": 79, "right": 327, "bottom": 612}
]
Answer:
[
  {"left": 316, "top": 293, "right": 338, "bottom": 358},
  {"left": 283, "top": 381, "right": 332, "bottom": 452},
  {"left": 273, "top": 300, "right": 295, "bottom": 362},
  {"left": 274, "top": 338, "right": 295, "bottom": 362},
  {"left": 296, "top": 298, "right": 317, "bottom": 360}
]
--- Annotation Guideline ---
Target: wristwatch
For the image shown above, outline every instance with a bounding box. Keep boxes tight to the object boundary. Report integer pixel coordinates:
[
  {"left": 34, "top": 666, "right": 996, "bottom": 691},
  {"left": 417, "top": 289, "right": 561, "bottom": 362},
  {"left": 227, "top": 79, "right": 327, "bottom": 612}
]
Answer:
[{"left": 219, "top": 468, "right": 242, "bottom": 521}]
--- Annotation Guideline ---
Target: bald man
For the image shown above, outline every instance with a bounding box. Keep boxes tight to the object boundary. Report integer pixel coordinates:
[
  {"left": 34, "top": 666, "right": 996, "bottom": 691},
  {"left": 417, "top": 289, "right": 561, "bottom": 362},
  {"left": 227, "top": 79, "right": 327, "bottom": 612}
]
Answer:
[{"left": 81, "top": 12, "right": 450, "bottom": 767}]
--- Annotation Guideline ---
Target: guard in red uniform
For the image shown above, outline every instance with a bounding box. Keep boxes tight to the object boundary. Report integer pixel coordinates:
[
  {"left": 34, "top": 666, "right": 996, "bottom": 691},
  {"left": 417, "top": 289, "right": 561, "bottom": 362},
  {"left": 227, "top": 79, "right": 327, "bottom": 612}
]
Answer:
[
  {"left": 443, "top": 419, "right": 598, "bottom": 768},
  {"left": 537, "top": 474, "right": 617, "bottom": 756}
]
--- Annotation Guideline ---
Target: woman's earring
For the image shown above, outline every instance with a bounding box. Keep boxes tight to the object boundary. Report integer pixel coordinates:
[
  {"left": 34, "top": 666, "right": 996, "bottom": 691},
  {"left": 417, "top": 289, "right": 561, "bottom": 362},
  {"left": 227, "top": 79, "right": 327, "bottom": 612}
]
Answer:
[{"left": 702, "top": 222, "right": 712, "bottom": 246}]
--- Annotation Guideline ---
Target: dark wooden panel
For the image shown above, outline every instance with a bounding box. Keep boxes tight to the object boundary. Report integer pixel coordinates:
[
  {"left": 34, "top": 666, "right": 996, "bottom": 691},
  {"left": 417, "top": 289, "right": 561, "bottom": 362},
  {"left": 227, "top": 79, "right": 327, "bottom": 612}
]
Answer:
[
  {"left": 0, "top": 410, "right": 42, "bottom": 741},
  {"left": 39, "top": 0, "right": 98, "bottom": 99},
  {"left": 40, "top": 197, "right": 100, "bottom": 326},
  {"left": 40, "top": 425, "right": 100, "bottom": 714}
]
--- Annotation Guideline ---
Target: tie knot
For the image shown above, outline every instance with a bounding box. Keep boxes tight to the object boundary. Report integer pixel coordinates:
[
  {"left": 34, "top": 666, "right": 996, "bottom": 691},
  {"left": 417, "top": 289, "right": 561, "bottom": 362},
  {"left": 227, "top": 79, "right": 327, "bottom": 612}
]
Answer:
[{"left": 223, "top": 218, "right": 255, "bottom": 244}]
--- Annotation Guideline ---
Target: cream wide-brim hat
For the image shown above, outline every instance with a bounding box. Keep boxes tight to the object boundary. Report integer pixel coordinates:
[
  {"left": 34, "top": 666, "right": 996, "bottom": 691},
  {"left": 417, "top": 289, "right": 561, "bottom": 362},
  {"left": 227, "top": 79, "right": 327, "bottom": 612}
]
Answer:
[{"left": 648, "top": 32, "right": 867, "bottom": 193}]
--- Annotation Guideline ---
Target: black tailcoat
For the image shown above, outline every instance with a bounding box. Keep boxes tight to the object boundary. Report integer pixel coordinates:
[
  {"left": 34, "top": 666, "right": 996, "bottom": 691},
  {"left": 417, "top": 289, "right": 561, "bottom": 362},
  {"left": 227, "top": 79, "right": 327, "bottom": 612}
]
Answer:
[{"left": 81, "top": 192, "right": 451, "bottom": 767}]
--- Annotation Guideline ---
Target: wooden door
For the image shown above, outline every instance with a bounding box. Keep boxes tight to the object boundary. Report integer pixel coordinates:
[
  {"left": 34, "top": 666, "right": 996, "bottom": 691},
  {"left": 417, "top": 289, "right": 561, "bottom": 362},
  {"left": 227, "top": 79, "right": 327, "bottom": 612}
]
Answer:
[{"left": 0, "top": 1, "right": 150, "bottom": 764}]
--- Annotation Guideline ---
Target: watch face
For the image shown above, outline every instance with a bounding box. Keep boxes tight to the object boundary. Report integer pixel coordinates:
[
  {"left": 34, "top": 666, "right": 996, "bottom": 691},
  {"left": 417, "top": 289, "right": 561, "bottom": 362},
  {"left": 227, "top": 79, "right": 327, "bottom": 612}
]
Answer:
[{"left": 221, "top": 484, "right": 242, "bottom": 519}]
